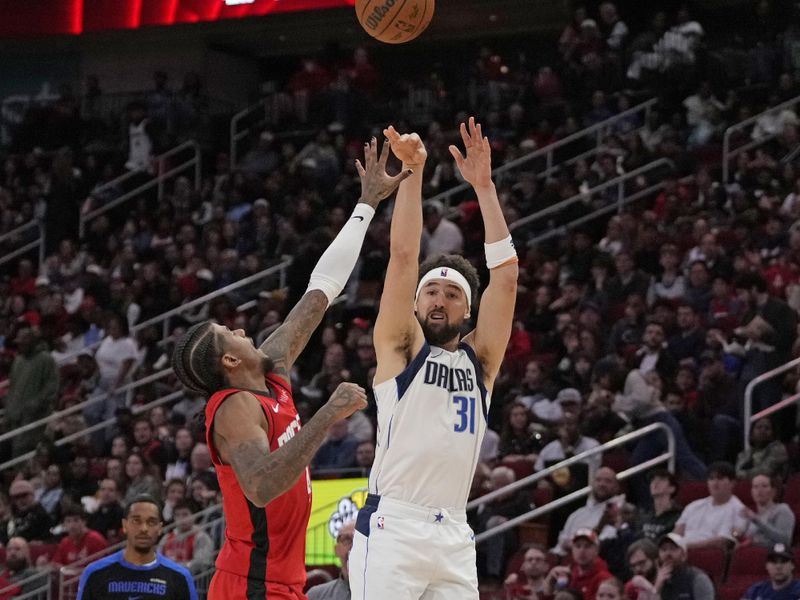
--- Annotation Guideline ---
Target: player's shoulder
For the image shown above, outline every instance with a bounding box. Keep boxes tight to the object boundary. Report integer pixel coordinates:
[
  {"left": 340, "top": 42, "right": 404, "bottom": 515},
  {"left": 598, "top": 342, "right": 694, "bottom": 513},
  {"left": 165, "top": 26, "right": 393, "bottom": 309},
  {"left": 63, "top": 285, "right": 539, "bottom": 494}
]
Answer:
[
  {"left": 156, "top": 553, "right": 194, "bottom": 581},
  {"left": 82, "top": 550, "right": 124, "bottom": 577}
]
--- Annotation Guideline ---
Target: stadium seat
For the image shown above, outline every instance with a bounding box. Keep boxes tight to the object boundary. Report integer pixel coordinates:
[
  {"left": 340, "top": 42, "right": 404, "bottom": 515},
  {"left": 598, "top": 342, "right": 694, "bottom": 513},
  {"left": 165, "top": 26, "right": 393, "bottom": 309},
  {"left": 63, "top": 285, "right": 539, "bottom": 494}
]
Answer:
[
  {"left": 733, "top": 479, "right": 755, "bottom": 510},
  {"left": 783, "top": 475, "right": 800, "bottom": 505},
  {"left": 601, "top": 448, "right": 630, "bottom": 474},
  {"left": 686, "top": 546, "right": 727, "bottom": 583},
  {"left": 726, "top": 545, "right": 767, "bottom": 580},
  {"left": 676, "top": 481, "right": 708, "bottom": 508},
  {"left": 718, "top": 580, "right": 753, "bottom": 600},
  {"left": 28, "top": 543, "right": 57, "bottom": 564},
  {"left": 504, "top": 458, "right": 534, "bottom": 481}
]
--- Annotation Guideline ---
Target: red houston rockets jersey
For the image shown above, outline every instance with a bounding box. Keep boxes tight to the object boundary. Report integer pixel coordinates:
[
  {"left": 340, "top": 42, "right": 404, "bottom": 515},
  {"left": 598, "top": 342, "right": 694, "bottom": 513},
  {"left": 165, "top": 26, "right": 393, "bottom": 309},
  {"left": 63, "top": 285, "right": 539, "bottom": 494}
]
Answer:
[{"left": 205, "top": 375, "right": 312, "bottom": 586}]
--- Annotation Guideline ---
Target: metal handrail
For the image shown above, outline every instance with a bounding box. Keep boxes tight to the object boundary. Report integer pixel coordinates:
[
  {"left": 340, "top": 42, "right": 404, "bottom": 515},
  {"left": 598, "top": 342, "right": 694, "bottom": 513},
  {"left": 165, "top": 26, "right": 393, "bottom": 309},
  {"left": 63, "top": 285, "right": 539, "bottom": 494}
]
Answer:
[
  {"left": 468, "top": 422, "right": 675, "bottom": 543},
  {"left": 722, "top": 94, "right": 800, "bottom": 182},
  {"left": 0, "top": 568, "right": 52, "bottom": 598},
  {"left": 508, "top": 158, "right": 674, "bottom": 233},
  {"left": 0, "top": 368, "right": 171, "bottom": 446},
  {"left": 79, "top": 140, "right": 200, "bottom": 238},
  {"left": 230, "top": 99, "right": 266, "bottom": 169},
  {"left": 0, "top": 388, "right": 183, "bottom": 472},
  {"left": 743, "top": 356, "right": 800, "bottom": 451},
  {"left": 55, "top": 257, "right": 291, "bottom": 367},
  {"left": 427, "top": 98, "right": 658, "bottom": 209},
  {"left": 526, "top": 178, "right": 670, "bottom": 246},
  {"left": 0, "top": 219, "right": 45, "bottom": 270}
]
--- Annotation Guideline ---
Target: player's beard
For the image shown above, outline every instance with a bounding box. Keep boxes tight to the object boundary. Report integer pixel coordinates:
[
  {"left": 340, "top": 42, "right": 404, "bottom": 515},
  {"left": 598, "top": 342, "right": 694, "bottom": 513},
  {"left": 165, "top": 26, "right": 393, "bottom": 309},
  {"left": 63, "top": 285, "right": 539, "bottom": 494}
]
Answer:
[{"left": 419, "top": 312, "right": 461, "bottom": 347}]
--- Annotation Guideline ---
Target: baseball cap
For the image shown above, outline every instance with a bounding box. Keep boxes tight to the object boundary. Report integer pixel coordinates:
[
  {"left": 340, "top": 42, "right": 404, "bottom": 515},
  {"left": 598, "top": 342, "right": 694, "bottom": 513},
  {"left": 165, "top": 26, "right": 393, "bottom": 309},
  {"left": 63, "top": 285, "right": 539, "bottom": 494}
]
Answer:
[
  {"left": 572, "top": 528, "right": 598, "bottom": 545},
  {"left": 34, "top": 275, "right": 50, "bottom": 287},
  {"left": 767, "top": 543, "right": 794, "bottom": 562},
  {"left": 658, "top": 532, "right": 687, "bottom": 553},
  {"left": 9, "top": 479, "right": 35, "bottom": 497},
  {"left": 556, "top": 388, "right": 582, "bottom": 405}
]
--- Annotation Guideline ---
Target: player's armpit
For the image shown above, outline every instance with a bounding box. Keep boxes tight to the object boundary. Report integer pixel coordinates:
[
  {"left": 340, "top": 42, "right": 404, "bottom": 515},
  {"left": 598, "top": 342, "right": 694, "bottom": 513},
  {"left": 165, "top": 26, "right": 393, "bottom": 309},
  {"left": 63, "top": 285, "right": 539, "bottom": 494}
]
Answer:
[
  {"left": 468, "top": 260, "right": 518, "bottom": 387},
  {"left": 259, "top": 290, "right": 328, "bottom": 382}
]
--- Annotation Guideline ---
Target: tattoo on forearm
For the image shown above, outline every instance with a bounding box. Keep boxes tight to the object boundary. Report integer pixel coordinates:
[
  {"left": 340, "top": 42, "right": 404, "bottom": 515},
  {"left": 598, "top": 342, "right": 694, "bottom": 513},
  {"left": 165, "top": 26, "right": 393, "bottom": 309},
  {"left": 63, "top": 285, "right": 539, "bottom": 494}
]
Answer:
[
  {"left": 260, "top": 291, "right": 329, "bottom": 377},
  {"left": 228, "top": 413, "right": 332, "bottom": 505}
]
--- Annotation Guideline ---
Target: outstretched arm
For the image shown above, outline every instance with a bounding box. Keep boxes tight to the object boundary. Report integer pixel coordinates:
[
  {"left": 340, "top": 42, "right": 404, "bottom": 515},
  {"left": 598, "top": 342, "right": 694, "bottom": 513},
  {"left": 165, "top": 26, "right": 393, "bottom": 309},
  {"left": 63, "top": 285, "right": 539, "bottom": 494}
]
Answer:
[
  {"left": 214, "top": 383, "right": 366, "bottom": 507},
  {"left": 453, "top": 118, "right": 518, "bottom": 388},
  {"left": 373, "top": 128, "right": 428, "bottom": 385},
  {"left": 261, "top": 138, "right": 410, "bottom": 382}
]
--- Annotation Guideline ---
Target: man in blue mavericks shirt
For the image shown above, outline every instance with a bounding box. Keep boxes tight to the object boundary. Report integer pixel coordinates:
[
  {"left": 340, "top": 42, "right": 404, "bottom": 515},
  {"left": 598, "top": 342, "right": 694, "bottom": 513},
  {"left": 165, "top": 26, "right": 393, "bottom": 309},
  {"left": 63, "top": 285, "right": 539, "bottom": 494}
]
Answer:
[
  {"left": 78, "top": 495, "right": 197, "bottom": 600},
  {"left": 744, "top": 543, "right": 800, "bottom": 600}
]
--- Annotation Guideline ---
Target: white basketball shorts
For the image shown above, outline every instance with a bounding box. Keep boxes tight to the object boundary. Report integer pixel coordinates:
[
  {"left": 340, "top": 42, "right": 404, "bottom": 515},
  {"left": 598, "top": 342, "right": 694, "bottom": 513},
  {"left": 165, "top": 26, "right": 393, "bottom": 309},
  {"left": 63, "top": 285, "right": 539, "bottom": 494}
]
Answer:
[{"left": 348, "top": 493, "right": 479, "bottom": 600}]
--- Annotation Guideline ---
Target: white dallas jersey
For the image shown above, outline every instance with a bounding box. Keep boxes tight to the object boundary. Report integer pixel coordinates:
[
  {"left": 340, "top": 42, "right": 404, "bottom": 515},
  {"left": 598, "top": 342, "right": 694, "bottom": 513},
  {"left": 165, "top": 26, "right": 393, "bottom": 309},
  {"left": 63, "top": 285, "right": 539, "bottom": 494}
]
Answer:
[{"left": 369, "top": 341, "right": 490, "bottom": 510}]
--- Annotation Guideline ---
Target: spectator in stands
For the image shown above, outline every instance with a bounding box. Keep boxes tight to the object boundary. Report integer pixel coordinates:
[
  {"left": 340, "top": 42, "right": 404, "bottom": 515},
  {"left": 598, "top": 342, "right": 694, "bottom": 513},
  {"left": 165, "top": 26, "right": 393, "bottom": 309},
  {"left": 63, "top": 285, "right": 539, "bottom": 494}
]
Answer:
[
  {"left": 87, "top": 478, "right": 123, "bottom": 543},
  {"left": 735, "top": 273, "right": 797, "bottom": 365},
  {"left": 420, "top": 200, "right": 463, "bottom": 258},
  {"left": 499, "top": 401, "right": 542, "bottom": 467},
  {"left": 667, "top": 304, "right": 705, "bottom": 366},
  {"left": 86, "top": 313, "right": 138, "bottom": 446},
  {"left": 653, "top": 533, "right": 714, "bottom": 599},
  {"left": 599, "top": 3, "right": 628, "bottom": 52},
  {"left": 307, "top": 520, "right": 354, "bottom": 599},
  {"left": 123, "top": 452, "right": 162, "bottom": 504},
  {"left": 1, "top": 537, "right": 42, "bottom": 595},
  {"left": 545, "top": 529, "right": 613, "bottom": 600},
  {"left": 744, "top": 543, "right": 800, "bottom": 599},
  {"left": 105, "top": 457, "right": 125, "bottom": 492},
  {"left": 634, "top": 321, "right": 675, "bottom": 379},
  {"left": 163, "top": 479, "right": 188, "bottom": 525},
  {"left": 475, "top": 466, "right": 531, "bottom": 582},
  {"left": 674, "top": 461, "right": 748, "bottom": 549},
  {"left": 7, "top": 480, "right": 51, "bottom": 542},
  {"left": 741, "top": 472, "right": 796, "bottom": 547},
  {"left": 165, "top": 427, "right": 194, "bottom": 481},
  {"left": 189, "top": 443, "right": 213, "bottom": 480},
  {"left": 312, "top": 420, "right": 360, "bottom": 472},
  {"left": 639, "top": 469, "right": 681, "bottom": 541},
  {"left": 597, "top": 500, "right": 640, "bottom": 579},
  {"left": 596, "top": 578, "right": 625, "bottom": 600},
  {"left": 612, "top": 370, "right": 707, "bottom": 491},
  {"left": 0, "top": 493, "right": 11, "bottom": 546},
  {"left": 624, "top": 538, "right": 659, "bottom": 599},
  {"left": 554, "top": 468, "right": 620, "bottom": 555},
  {"left": 132, "top": 417, "right": 169, "bottom": 476},
  {"left": 503, "top": 543, "right": 549, "bottom": 599},
  {"left": 5, "top": 327, "right": 58, "bottom": 455},
  {"left": 736, "top": 418, "right": 788, "bottom": 479},
  {"left": 49, "top": 505, "right": 107, "bottom": 566},
  {"left": 514, "top": 360, "right": 559, "bottom": 421},
  {"left": 158, "top": 499, "right": 212, "bottom": 574},
  {"left": 536, "top": 411, "right": 600, "bottom": 473},
  {"left": 35, "top": 464, "right": 64, "bottom": 522},
  {"left": 354, "top": 441, "right": 375, "bottom": 477}
]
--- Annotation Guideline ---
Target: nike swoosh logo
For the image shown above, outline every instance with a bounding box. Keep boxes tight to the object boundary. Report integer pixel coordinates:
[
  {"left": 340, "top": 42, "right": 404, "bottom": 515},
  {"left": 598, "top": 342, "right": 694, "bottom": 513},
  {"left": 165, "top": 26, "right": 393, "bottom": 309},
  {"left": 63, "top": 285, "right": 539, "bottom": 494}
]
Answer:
[
  {"left": 352, "top": 216, "right": 364, "bottom": 221},
  {"left": 272, "top": 403, "right": 280, "bottom": 413}
]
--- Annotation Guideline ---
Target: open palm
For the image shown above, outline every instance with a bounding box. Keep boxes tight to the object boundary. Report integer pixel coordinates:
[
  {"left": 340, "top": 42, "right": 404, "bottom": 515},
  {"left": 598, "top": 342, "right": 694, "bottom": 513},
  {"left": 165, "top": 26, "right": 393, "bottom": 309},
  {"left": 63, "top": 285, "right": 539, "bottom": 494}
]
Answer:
[{"left": 449, "top": 116, "right": 493, "bottom": 189}]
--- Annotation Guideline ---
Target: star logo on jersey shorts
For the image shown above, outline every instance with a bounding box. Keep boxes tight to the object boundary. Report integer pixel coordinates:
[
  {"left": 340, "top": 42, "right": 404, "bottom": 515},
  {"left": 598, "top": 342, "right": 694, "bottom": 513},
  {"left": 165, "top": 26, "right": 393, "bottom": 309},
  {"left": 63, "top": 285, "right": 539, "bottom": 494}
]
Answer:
[
  {"left": 434, "top": 512, "right": 444, "bottom": 523},
  {"left": 377, "top": 516, "right": 385, "bottom": 529}
]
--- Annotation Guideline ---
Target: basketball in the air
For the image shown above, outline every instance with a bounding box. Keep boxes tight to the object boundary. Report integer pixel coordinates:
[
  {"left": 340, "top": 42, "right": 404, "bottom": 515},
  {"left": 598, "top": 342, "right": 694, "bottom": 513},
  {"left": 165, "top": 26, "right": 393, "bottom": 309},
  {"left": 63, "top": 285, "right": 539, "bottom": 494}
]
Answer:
[{"left": 355, "top": 0, "right": 435, "bottom": 44}]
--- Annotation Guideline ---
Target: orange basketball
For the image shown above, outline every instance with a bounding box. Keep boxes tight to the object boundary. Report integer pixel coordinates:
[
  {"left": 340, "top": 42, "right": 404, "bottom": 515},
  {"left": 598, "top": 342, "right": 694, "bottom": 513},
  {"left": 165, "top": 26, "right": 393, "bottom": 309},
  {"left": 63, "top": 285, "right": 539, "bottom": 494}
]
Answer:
[{"left": 355, "top": 0, "right": 435, "bottom": 44}]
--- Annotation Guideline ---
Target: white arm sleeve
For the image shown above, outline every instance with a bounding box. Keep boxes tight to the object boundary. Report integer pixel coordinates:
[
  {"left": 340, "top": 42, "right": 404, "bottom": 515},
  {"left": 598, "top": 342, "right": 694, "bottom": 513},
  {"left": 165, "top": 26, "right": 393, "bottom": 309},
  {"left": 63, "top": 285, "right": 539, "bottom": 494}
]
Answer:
[{"left": 306, "top": 203, "right": 375, "bottom": 304}]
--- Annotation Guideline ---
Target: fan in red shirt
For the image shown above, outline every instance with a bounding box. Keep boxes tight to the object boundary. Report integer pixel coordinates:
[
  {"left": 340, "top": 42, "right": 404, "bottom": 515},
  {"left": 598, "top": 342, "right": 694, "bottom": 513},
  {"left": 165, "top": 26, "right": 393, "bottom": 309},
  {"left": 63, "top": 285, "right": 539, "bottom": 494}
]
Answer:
[
  {"left": 543, "top": 529, "right": 612, "bottom": 600},
  {"left": 50, "top": 507, "right": 108, "bottom": 567},
  {"left": 170, "top": 138, "right": 410, "bottom": 600}
]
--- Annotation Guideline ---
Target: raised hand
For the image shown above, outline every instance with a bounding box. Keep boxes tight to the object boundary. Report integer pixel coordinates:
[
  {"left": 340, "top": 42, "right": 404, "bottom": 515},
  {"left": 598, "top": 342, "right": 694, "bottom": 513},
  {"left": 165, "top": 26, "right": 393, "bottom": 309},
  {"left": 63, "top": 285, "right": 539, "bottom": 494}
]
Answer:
[
  {"left": 355, "top": 137, "right": 413, "bottom": 209},
  {"left": 324, "top": 382, "right": 368, "bottom": 420},
  {"left": 449, "top": 116, "right": 493, "bottom": 189},
  {"left": 383, "top": 126, "right": 427, "bottom": 167}
]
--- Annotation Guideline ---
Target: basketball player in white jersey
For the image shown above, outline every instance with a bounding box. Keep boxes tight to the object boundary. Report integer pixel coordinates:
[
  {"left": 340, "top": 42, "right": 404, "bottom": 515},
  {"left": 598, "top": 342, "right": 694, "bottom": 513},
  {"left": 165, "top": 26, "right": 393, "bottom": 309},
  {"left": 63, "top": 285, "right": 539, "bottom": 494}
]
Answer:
[{"left": 348, "top": 118, "right": 518, "bottom": 599}]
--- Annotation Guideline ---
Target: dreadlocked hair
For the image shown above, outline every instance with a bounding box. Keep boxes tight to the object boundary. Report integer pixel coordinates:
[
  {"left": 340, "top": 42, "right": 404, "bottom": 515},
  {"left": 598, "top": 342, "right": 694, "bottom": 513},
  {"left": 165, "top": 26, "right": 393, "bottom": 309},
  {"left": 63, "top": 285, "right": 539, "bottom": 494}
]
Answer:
[
  {"left": 418, "top": 254, "right": 480, "bottom": 306},
  {"left": 171, "top": 322, "right": 227, "bottom": 396}
]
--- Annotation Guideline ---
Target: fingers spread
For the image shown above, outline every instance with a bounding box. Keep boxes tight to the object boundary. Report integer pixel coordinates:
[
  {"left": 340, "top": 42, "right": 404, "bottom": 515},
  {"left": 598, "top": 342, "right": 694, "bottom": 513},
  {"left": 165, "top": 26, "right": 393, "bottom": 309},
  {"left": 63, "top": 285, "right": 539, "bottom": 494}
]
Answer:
[
  {"left": 448, "top": 145, "right": 465, "bottom": 167},
  {"left": 355, "top": 159, "right": 366, "bottom": 178},
  {"left": 459, "top": 122, "right": 471, "bottom": 148},
  {"left": 378, "top": 138, "right": 391, "bottom": 168},
  {"left": 365, "top": 137, "right": 377, "bottom": 169}
]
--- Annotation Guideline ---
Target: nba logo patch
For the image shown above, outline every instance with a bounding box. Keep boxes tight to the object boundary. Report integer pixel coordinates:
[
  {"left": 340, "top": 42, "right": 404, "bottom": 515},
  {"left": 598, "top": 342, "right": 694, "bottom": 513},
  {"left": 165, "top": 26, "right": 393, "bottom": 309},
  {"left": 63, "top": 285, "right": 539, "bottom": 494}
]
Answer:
[
  {"left": 377, "top": 516, "right": 385, "bottom": 529},
  {"left": 440, "top": 268, "right": 448, "bottom": 277}
]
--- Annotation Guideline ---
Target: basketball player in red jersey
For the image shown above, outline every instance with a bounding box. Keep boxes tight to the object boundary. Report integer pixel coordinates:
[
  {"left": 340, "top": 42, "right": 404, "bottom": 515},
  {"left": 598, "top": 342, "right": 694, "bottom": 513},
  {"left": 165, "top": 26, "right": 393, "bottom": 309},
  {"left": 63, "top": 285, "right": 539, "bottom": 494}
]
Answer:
[{"left": 170, "top": 138, "right": 411, "bottom": 600}]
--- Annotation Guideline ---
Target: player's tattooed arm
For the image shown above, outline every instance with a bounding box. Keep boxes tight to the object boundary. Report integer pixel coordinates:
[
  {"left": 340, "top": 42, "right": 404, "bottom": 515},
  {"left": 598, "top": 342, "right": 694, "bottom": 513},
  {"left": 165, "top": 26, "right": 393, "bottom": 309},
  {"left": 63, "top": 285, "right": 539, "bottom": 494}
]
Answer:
[
  {"left": 259, "top": 290, "right": 329, "bottom": 381},
  {"left": 216, "top": 385, "right": 367, "bottom": 507}
]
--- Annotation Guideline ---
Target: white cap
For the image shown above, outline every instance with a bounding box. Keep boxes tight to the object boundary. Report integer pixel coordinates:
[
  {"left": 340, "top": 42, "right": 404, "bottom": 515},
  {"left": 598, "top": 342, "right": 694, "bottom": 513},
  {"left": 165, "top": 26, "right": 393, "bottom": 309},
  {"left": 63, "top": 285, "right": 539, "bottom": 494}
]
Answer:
[
  {"left": 35, "top": 275, "right": 50, "bottom": 287},
  {"left": 196, "top": 269, "right": 214, "bottom": 282}
]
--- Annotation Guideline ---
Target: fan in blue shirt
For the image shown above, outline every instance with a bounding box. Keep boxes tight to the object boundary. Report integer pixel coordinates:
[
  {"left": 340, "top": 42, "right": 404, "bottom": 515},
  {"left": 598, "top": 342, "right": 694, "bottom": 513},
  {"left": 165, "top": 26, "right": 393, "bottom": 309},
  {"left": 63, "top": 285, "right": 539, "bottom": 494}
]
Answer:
[{"left": 745, "top": 544, "right": 800, "bottom": 600}]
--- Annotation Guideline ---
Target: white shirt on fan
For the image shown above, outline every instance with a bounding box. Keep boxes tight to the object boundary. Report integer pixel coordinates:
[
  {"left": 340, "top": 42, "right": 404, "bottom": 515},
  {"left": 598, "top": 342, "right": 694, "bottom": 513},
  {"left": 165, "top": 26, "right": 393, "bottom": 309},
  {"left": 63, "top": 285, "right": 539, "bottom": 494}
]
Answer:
[
  {"left": 676, "top": 495, "right": 749, "bottom": 544},
  {"left": 94, "top": 336, "right": 139, "bottom": 385}
]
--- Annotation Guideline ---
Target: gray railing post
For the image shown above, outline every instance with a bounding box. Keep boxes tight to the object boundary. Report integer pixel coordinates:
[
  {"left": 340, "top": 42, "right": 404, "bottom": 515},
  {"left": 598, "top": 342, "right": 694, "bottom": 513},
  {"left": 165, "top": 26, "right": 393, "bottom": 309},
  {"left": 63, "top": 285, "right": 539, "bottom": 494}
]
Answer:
[{"left": 743, "top": 356, "right": 800, "bottom": 451}]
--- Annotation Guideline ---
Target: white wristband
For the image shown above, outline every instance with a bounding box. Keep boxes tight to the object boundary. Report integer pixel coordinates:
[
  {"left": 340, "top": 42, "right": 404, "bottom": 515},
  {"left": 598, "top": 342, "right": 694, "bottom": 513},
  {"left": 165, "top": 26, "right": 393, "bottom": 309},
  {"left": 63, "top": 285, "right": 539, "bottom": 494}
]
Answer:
[
  {"left": 306, "top": 203, "right": 375, "bottom": 304},
  {"left": 485, "top": 235, "right": 518, "bottom": 269}
]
